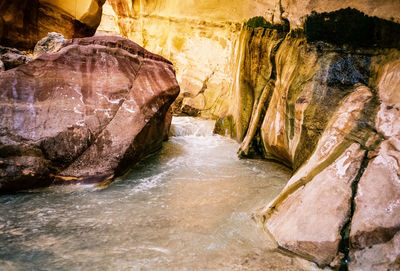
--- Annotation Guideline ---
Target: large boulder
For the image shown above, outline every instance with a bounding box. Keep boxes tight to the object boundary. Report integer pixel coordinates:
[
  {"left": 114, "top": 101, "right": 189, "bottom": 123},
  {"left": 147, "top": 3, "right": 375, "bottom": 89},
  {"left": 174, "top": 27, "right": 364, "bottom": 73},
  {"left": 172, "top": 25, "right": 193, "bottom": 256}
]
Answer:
[
  {"left": 0, "top": 36, "right": 180, "bottom": 192},
  {"left": 348, "top": 59, "right": 400, "bottom": 270}
]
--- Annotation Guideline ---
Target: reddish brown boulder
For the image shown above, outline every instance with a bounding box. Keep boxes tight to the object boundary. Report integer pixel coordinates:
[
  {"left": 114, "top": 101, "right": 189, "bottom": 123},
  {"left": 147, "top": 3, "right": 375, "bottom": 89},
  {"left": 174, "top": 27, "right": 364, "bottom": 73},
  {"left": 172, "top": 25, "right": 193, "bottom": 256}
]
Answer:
[{"left": 0, "top": 36, "right": 180, "bottom": 192}]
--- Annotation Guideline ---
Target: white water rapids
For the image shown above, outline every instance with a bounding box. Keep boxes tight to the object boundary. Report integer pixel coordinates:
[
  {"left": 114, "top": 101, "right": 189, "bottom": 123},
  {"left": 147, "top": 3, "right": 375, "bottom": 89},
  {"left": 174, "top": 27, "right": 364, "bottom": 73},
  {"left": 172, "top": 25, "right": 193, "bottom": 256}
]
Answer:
[{"left": 0, "top": 117, "right": 319, "bottom": 270}]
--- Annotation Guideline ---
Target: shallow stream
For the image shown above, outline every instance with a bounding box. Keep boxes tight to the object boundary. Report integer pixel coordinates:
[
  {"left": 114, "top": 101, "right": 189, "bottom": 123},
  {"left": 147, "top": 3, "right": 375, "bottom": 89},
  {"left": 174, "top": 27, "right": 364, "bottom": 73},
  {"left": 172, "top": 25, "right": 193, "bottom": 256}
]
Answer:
[{"left": 0, "top": 117, "right": 317, "bottom": 270}]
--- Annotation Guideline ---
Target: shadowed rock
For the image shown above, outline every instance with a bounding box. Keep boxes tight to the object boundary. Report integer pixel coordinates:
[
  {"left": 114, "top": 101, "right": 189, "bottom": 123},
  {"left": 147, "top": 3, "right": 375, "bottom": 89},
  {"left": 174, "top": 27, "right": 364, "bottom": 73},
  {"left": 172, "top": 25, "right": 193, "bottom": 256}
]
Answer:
[
  {"left": 0, "top": 46, "right": 31, "bottom": 70},
  {"left": 0, "top": 0, "right": 106, "bottom": 50}
]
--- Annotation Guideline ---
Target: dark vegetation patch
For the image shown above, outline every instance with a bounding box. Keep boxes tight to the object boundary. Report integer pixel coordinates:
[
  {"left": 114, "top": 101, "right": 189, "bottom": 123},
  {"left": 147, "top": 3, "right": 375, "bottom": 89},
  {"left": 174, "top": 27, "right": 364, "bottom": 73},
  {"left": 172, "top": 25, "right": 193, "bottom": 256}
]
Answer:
[
  {"left": 246, "top": 16, "right": 289, "bottom": 32},
  {"left": 304, "top": 8, "right": 400, "bottom": 49}
]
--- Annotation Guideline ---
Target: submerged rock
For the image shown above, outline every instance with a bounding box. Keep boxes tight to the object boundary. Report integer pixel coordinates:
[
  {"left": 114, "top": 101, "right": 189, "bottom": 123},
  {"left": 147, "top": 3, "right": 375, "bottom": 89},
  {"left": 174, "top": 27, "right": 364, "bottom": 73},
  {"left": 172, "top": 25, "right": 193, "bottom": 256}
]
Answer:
[{"left": 0, "top": 36, "right": 180, "bottom": 192}]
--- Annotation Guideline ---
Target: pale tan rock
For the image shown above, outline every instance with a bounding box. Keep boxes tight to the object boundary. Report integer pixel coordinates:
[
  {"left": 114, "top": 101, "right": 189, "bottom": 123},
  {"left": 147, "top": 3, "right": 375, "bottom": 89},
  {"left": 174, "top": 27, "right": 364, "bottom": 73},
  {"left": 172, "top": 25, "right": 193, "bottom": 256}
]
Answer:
[
  {"left": 350, "top": 139, "right": 400, "bottom": 249},
  {"left": 260, "top": 35, "right": 318, "bottom": 164},
  {"left": 350, "top": 59, "right": 400, "bottom": 255},
  {"left": 96, "top": 0, "right": 121, "bottom": 36},
  {"left": 99, "top": 0, "right": 399, "bottom": 122},
  {"left": 257, "top": 85, "right": 374, "bottom": 267},
  {"left": 349, "top": 232, "right": 400, "bottom": 271},
  {"left": 261, "top": 85, "right": 372, "bottom": 215},
  {"left": 98, "top": 0, "right": 283, "bottom": 119},
  {"left": 266, "top": 143, "right": 365, "bottom": 266}
]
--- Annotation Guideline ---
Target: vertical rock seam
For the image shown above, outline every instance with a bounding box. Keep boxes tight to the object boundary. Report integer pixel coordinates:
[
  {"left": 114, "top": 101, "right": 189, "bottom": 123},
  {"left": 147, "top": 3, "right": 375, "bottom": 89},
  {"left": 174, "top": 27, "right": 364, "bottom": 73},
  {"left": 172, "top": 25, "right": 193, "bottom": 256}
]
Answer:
[{"left": 338, "top": 152, "right": 370, "bottom": 270}]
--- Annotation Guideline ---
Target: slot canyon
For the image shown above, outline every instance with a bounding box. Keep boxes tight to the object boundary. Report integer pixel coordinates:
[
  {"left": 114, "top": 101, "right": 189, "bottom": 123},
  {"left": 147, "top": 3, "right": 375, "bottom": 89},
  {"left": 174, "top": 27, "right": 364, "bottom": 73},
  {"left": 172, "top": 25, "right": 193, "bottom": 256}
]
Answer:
[{"left": 0, "top": 0, "right": 399, "bottom": 270}]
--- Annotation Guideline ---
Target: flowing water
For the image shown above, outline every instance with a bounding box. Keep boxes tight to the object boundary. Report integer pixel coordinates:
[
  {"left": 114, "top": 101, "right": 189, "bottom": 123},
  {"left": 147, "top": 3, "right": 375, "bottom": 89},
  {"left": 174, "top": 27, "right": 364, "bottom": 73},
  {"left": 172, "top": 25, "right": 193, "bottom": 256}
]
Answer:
[{"left": 0, "top": 117, "right": 317, "bottom": 270}]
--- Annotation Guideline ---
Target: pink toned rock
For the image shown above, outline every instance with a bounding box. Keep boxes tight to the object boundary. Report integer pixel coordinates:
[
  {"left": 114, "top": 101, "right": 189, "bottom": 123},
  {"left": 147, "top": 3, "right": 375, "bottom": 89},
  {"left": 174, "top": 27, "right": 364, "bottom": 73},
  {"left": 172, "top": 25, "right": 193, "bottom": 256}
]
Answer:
[
  {"left": 266, "top": 143, "right": 365, "bottom": 266},
  {"left": 349, "top": 232, "right": 400, "bottom": 271},
  {"left": 350, "top": 139, "right": 400, "bottom": 249},
  {"left": 349, "top": 59, "right": 400, "bottom": 266},
  {"left": 0, "top": 36, "right": 179, "bottom": 192}
]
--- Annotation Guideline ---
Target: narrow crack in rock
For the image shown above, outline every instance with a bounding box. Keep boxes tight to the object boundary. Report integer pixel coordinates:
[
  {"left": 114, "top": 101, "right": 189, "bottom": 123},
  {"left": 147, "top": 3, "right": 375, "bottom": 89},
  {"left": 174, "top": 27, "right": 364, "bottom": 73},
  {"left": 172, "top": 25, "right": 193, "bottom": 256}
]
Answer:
[{"left": 338, "top": 151, "right": 370, "bottom": 270}]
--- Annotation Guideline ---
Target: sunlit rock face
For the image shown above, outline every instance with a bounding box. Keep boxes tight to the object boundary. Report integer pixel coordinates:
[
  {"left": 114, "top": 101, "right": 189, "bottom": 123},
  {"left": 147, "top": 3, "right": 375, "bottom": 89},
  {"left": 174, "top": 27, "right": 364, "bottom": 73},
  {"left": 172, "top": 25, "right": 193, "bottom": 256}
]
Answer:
[
  {"left": 98, "top": 0, "right": 399, "bottom": 268},
  {"left": 98, "top": 0, "right": 399, "bottom": 119},
  {"left": 97, "top": 0, "right": 283, "bottom": 118},
  {"left": 0, "top": 0, "right": 105, "bottom": 49},
  {"left": 96, "top": 0, "right": 120, "bottom": 36},
  {"left": 348, "top": 59, "right": 400, "bottom": 271},
  {"left": 251, "top": 12, "right": 400, "bottom": 270},
  {"left": 0, "top": 36, "right": 179, "bottom": 192}
]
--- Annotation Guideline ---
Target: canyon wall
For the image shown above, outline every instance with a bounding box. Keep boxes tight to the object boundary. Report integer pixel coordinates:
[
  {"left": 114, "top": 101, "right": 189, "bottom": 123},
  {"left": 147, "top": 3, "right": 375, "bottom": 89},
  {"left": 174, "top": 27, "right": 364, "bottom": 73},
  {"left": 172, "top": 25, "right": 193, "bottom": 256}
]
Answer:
[
  {"left": 0, "top": 0, "right": 106, "bottom": 49},
  {"left": 100, "top": 1, "right": 400, "bottom": 269},
  {"left": 98, "top": 0, "right": 399, "bottom": 120}
]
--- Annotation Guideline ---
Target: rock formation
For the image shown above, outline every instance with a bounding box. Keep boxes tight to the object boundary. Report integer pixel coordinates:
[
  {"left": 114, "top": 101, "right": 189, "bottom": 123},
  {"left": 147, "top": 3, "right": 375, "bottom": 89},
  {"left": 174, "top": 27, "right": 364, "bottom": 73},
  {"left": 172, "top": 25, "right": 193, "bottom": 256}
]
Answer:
[
  {"left": 0, "top": 36, "right": 180, "bottom": 192},
  {"left": 0, "top": 0, "right": 106, "bottom": 50},
  {"left": 245, "top": 12, "right": 400, "bottom": 271},
  {"left": 98, "top": 1, "right": 400, "bottom": 269},
  {"left": 33, "top": 32, "right": 66, "bottom": 58},
  {"left": 98, "top": 0, "right": 399, "bottom": 119},
  {"left": 0, "top": 46, "right": 31, "bottom": 70}
]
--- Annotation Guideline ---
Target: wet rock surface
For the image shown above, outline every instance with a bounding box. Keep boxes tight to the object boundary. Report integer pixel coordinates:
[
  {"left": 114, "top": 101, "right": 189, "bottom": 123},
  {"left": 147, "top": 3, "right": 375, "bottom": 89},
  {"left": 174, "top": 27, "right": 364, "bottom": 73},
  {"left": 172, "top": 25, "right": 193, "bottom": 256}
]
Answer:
[
  {"left": 98, "top": 0, "right": 400, "bottom": 119},
  {"left": 0, "top": 36, "right": 179, "bottom": 192},
  {"left": 253, "top": 42, "right": 399, "bottom": 270}
]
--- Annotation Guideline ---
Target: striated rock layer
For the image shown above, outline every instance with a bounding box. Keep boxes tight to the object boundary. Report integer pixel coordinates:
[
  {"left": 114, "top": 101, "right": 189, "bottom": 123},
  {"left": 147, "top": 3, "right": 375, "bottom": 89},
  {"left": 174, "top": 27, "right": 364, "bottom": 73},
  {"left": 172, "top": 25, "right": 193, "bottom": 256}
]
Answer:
[
  {"left": 98, "top": 0, "right": 400, "bottom": 119},
  {"left": 0, "top": 0, "right": 106, "bottom": 49},
  {"left": 0, "top": 36, "right": 180, "bottom": 192},
  {"left": 103, "top": 0, "right": 400, "bottom": 269},
  {"left": 246, "top": 16, "right": 400, "bottom": 271},
  {"left": 101, "top": 1, "right": 400, "bottom": 269}
]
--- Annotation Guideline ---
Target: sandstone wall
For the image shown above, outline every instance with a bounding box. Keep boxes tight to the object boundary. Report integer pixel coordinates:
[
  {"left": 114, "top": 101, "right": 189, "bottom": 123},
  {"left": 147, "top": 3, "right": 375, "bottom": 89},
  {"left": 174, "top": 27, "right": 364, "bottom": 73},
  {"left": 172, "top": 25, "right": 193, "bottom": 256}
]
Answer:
[
  {"left": 60, "top": 0, "right": 400, "bottom": 269},
  {"left": 100, "top": 0, "right": 400, "bottom": 269},
  {"left": 98, "top": 0, "right": 399, "bottom": 120},
  {"left": 0, "top": 0, "right": 105, "bottom": 49}
]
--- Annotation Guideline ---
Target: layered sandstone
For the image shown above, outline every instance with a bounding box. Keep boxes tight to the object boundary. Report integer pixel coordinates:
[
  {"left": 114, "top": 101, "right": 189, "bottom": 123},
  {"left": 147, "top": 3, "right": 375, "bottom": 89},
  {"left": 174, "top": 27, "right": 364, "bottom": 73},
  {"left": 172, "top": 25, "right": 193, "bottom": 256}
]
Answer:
[
  {"left": 98, "top": 0, "right": 400, "bottom": 119},
  {"left": 0, "top": 36, "right": 179, "bottom": 192},
  {"left": 0, "top": 0, "right": 106, "bottom": 49},
  {"left": 248, "top": 19, "right": 400, "bottom": 271},
  {"left": 99, "top": 0, "right": 400, "bottom": 268}
]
